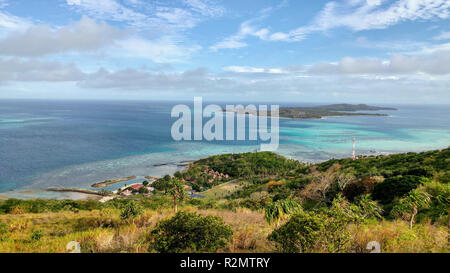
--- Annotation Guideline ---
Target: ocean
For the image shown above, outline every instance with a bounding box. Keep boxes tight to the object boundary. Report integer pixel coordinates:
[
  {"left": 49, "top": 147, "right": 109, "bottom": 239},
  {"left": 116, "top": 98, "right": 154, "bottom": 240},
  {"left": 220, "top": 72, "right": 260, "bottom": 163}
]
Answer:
[{"left": 0, "top": 99, "right": 449, "bottom": 199}]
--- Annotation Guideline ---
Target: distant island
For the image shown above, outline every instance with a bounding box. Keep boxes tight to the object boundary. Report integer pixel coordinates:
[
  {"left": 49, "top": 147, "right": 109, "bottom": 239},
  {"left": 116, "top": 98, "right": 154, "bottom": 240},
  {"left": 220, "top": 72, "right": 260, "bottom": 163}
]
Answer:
[{"left": 227, "top": 103, "right": 397, "bottom": 119}]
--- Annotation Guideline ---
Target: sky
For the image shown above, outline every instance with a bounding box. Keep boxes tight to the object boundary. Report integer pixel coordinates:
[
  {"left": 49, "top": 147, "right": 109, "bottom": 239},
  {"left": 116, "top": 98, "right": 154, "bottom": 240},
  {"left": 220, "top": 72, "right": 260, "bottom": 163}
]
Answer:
[{"left": 0, "top": 0, "right": 449, "bottom": 104}]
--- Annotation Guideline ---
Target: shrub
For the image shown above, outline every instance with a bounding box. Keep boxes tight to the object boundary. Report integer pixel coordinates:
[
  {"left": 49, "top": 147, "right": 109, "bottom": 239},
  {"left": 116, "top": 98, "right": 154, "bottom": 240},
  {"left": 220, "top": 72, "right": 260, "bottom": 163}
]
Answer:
[
  {"left": 264, "top": 199, "right": 302, "bottom": 228},
  {"left": 372, "top": 175, "right": 427, "bottom": 204},
  {"left": 138, "top": 187, "right": 149, "bottom": 194},
  {"left": 149, "top": 212, "right": 233, "bottom": 253},
  {"left": 119, "top": 201, "right": 143, "bottom": 220},
  {"left": 397, "top": 166, "right": 434, "bottom": 178},
  {"left": 391, "top": 189, "right": 431, "bottom": 229},
  {"left": 0, "top": 223, "right": 7, "bottom": 241},
  {"left": 321, "top": 194, "right": 359, "bottom": 252},
  {"left": 286, "top": 177, "right": 311, "bottom": 190},
  {"left": 343, "top": 177, "right": 377, "bottom": 201},
  {"left": 420, "top": 182, "right": 450, "bottom": 223},
  {"left": 269, "top": 195, "right": 361, "bottom": 253},
  {"left": 30, "top": 230, "right": 44, "bottom": 241},
  {"left": 268, "top": 211, "right": 324, "bottom": 253},
  {"left": 353, "top": 194, "right": 383, "bottom": 219}
]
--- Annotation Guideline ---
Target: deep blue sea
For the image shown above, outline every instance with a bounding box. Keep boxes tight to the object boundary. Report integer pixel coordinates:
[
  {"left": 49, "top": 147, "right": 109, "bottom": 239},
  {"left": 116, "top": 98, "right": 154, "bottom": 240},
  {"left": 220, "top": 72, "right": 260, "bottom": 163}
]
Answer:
[{"left": 0, "top": 99, "right": 449, "bottom": 199}]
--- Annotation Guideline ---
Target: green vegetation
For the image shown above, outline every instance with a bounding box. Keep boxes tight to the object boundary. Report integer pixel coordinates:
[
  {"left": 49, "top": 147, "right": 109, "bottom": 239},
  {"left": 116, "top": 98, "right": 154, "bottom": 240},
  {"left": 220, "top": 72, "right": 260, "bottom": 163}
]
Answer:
[
  {"left": 277, "top": 104, "right": 395, "bottom": 119},
  {"left": 120, "top": 201, "right": 143, "bottom": 220},
  {"left": 373, "top": 175, "right": 428, "bottom": 204},
  {"left": 168, "top": 178, "right": 186, "bottom": 212},
  {"left": 227, "top": 104, "right": 396, "bottom": 119},
  {"left": 0, "top": 148, "right": 448, "bottom": 253},
  {"left": 149, "top": 212, "right": 233, "bottom": 253},
  {"left": 264, "top": 199, "right": 302, "bottom": 228}
]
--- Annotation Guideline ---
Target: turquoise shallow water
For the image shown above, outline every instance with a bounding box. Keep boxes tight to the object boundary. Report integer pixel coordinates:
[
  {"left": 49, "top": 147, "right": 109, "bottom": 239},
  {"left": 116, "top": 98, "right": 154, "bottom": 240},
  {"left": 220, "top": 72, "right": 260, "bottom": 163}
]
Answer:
[{"left": 0, "top": 100, "right": 449, "bottom": 199}]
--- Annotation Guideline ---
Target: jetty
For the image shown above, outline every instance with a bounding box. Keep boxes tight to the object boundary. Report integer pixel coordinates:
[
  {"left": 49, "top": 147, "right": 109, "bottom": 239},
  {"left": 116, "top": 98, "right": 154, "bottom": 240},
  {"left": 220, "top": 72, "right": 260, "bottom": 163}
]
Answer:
[{"left": 91, "top": 176, "right": 137, "bottom": 188}]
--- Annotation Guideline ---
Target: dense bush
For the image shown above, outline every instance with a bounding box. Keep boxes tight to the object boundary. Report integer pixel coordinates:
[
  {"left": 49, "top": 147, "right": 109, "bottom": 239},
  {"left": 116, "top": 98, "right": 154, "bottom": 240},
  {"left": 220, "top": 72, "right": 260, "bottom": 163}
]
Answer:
[
  {"left": 119, "top": 201, "right": 143, "bottom": 220},
  {"left": 0, "top": 199, "right": 101, "bottom": 214},
  {"left": 268, "top": 211, "right": 324, "bottom": 253},
  {"left": 372, "top": 175, "right": 428, "bottom": 204},
  {"left": 286, "top": 177, "right": 312, "bottom": 190},
  {"left": 0, "top": 223, "right": 7, "bottom": 241},
  {"left": 152, "top": 175, "right": 172, "bottom": 192},
  {"left": 317, "top": 148, "right": 449, "bottom": 177},
  {"left": 418, "top": 182, "right": 450, "bottom": 223},
  {"left": 269, "top": 195, "right": 361, "bottom": 253},
  {"left": 195, "top": 151, "right": 306, "bottom": 178},
  {"left": 149, "top": 212, "right": 233, "bottom": 253},
  {"left": 343, "top": 177, "right": 377, "bottom": 201},
  {"left": 30, "top": 230, "right": 44, "bottom": 241}
]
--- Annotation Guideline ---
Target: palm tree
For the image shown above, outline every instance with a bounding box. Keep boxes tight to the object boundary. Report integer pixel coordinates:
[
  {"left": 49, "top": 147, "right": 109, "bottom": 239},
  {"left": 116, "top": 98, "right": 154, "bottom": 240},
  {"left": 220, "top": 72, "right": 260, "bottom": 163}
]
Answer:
[
  {"left": 391, "top": 190, "right": 431, "bottom": 229},
  {"left": 265, "top": 199, "right": 302, "bottom": 228},
  {"left": 354, "top": 194, "right": 383, "bottom": 219},
  {"left": 168, "top": 178, "right": 185, "bottom": 213}
]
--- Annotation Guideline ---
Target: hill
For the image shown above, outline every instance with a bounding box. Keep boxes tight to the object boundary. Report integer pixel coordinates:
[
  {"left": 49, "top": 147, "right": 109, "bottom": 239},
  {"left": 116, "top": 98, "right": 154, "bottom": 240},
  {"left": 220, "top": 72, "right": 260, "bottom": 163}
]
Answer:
[{"left": 0, "top": 148, "right": 448, "bottom": 253}]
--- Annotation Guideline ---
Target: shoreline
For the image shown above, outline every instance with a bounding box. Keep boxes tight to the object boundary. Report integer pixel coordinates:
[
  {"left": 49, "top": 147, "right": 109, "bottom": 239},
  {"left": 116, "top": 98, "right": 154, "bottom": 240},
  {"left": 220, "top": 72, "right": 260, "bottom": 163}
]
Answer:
[{"left": 1, "top": 146, "right": 448, "bottom": 201}]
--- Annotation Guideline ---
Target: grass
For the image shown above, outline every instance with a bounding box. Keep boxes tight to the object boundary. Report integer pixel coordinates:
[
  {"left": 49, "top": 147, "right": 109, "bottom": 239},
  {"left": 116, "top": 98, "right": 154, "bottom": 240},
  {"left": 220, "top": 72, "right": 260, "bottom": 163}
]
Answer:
[
  {"left": 202, "top": 180, "right": 248, "bottom": 200},
  {"left": 0, "top": 207, "right": 447, "bottom": 253},
  {"left": 349, "top": 220, "right": 449, "bottom": 253},
  {"left": 0, "top": 207, "right": 272, "bottom": 253}
]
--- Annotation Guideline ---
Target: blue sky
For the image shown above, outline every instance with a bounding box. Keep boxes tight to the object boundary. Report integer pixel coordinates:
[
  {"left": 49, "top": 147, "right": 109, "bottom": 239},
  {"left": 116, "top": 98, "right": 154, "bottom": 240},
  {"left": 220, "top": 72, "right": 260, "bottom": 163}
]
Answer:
[{"left": 0, "top": 0, "right": 449, "bottom": 103}]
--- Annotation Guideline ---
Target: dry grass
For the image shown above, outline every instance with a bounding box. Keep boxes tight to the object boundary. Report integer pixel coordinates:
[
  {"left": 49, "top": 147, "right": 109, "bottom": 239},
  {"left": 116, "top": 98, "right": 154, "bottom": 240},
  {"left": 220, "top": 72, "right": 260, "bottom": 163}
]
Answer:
[
  {"left": 349, "top": 220, "right": 449, "bottom": 253},
  {"left": 0, "top": 208, "right": 447, "bottom": 253},
  {"left": 0, "top": 207, "right": 273, "bottom": 253},
  {"left": 202, "top": 180, "right": 247, "bottom": 199}
]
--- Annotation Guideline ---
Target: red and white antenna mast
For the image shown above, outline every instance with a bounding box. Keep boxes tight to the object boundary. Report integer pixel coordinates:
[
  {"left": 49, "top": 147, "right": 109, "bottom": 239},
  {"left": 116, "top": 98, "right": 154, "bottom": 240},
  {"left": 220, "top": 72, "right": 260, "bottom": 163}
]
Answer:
[{"left": 352, "top": 137, "right": 356, "bottom": 160}]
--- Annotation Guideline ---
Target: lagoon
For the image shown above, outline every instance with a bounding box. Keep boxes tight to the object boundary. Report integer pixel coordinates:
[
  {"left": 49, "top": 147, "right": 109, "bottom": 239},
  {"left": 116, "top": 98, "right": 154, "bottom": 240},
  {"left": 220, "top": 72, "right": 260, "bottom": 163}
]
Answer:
[{"left": 0, "top": 99, "right": 449, "bottom": 198}]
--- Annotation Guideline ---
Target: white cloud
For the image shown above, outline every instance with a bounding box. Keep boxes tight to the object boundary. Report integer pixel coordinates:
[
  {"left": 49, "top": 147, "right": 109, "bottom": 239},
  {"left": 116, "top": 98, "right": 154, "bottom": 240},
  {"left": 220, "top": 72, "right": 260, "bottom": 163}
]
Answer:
[
  {"left": 66, "top": 0, "right": 224, "bottom": 32},
  {"left": 0, "top": 15, "right": 200, "bottom": 62},
  {"left": 210, "top": 39, "right": 247, "bottom": 51},
  {"left": 210, "top": 20, "right": 270, "bottom": 50},
  {"left": 315, "top": 0, "right": 450, "bottom": 31},
  {"left": 223, "top": 66, "right": 287, "bottom": 74},
  {"left": 212, "top": 0, "right": 450, "bottom": 49},
  {"left": 182, "top": 0, "right": 225, "bottom": 17},
  {"left": 0, "top": 58, "right": 84, "bottom": 82},
  {"left": 309, "top": 51, "right": 450, "bottom": 75},
  {"left": 0, "top": 16, "right": 124, "bottom": 57},
  {"left": 0, "top": 10, "right": 31, "bottom": 33},
  {"left": 78, "top": 67, "right": 219, "bottom": 90},
  {"left": 0, "top": 0, "right": 8, "bottom": 8},
  {"left": 433, "top": 31, "right": 450, "bottom": 40},
  {"left": 116, "top": 36, "right": 201, "bottom": 63},
  {"left": 282, "top": 0, "right": 450, "bottom": 41},
  {"left": 66, "top": 0, "right": 149, "bottom": 27}
]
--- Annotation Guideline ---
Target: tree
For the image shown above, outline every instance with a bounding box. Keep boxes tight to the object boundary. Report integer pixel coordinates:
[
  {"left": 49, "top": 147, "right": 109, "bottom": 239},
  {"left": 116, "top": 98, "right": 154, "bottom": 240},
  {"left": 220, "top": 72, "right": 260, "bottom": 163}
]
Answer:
[
  {"left": 152, "top": 176, "right": 172, "bottom": 193},
  {"left": 149, "top": 212, "right": 233, "bottom": 253},
  {"left": 322, "top": 194, "right": 359, "bottom": 252},
  {"left": 343, "top": 177, "right": 376, "bottom": 201},
  {"left": 138, "top": 187, "right": 149, "bottom": 194},
  {"left": 353, "top": 194, "right": 383, "bottom": 219},
  {"left": 391, "top": 190, "right": 431, "bottom": 229},
  {"left": 120, "top": 201, "right": 143, "bottom": 220},
  {"left": 300, "top": 172, "right": 334, "bottom": 203},
  {"left": 373, "top": 175, "right": 427, "bottom": 204},
  {"left": 268, "top": 211, "right": 324, "bottom": 253},
  {"left": 335, "top": 173, "right": 356, "bottom": 191},
  {"left": 168, "top": 178, "right": 186, "bottom": 212},
  {"left": 264, "top": 199, "right": 302, "bottom": 228}
]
